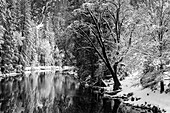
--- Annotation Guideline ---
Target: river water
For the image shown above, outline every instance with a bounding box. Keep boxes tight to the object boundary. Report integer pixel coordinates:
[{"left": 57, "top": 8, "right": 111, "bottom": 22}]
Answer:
[
  {"left": 0, "top": 70, "right": 162, "bottom": 113},
  {"left": 0, "top": 71, "right": 109, "bottom": 113},
  {"left": 0, "top": 71, "right": 81, "bottom": 113}
]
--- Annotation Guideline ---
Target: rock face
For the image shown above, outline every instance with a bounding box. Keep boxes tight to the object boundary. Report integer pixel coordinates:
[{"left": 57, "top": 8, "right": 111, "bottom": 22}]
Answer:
[{"left": 140, "top": 71, "right": 161, "bottom": 88}]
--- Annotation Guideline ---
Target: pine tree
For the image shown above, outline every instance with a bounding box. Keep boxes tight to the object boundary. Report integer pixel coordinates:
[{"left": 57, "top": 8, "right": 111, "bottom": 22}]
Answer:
[{"left": 0, "top": 0, "right": 20, "bottom": 73}]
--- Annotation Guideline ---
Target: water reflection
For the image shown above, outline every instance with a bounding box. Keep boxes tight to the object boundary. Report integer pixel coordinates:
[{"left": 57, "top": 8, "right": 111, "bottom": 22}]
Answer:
[
  {"left": 0, "top": 71, "right": 157, "bottom": 113},
  {"left": 0, "top": 71, "right": 78, "bottom": 113}
]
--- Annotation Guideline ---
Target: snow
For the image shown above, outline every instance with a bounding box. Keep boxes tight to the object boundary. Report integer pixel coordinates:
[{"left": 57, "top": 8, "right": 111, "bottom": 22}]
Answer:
[
  {"left": 24, "top": 66, "right": 60, "bottom": 71},
  {"left": 1, "top": 66, "right": 169, "bottom": 112},
  {"left": 0, "top": 72, "right": 22, "bottom": 77},
  {"left": 0, "top": 66, "right": 75, "bottom": 77},
  {"left": 25, "top": 66, "right": 75, "bottom": 71},
  {"left": 116, "top": 73, "right": 170, "bottom": 113}
]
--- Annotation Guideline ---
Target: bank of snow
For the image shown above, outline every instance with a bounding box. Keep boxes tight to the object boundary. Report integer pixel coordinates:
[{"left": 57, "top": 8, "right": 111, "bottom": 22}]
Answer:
[
  {"left": 0, "top": 66, "right": 75, "bottom": 77},
  {"left": 116, "top": 72, "right": 170, "bottom": 113},
  {"left": 24, "top": 66, "right": 75, "bottom": 71}
]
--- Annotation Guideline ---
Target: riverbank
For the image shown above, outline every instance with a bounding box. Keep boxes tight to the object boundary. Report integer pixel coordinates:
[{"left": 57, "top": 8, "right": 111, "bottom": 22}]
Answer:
[
  {"left": 0, "top": 66, "right": 75, "bottom": 77},
  {"left": 114, "top": 72, "right": 170, "bottom": 113}
]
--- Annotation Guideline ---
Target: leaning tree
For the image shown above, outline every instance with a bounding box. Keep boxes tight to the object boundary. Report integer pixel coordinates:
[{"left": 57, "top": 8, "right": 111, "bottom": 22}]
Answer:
[{"left": 67, "top": 0, "right": 135, "bottom": 90}]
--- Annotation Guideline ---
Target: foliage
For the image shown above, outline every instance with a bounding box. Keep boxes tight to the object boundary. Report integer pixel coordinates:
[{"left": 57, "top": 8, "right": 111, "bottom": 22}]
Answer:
[
  {"left": 1, "top": 0, "right": 170, "bottom": 93},
  {"left": 125, "top": 0, "right": 170, "bottom": 91},
  {"left": 130, "top": 0, "right": 170, "bottom": 70},
  {"left": 65, "top": 0, "right": 136, "bottom": 89},
  {"left": 66, "top": 26, "right": 99, "bottom": 81},
  {"left": 0, "top": 0, "right": 21, "bottom": 73},
  {"left": 0, "top": 0, "right": 67, "bottom": 72}
]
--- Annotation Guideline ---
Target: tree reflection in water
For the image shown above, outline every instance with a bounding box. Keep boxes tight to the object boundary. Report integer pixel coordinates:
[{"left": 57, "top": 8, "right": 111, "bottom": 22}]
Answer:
[
  {"left": 0, "top": 72, "right": 164, "bottom": 113},
  {"left": 1, "top": 71, "right": 124, "bottom": 113},
  {"left": 0, "top": 71, "right": 82, "bottom": 113}
]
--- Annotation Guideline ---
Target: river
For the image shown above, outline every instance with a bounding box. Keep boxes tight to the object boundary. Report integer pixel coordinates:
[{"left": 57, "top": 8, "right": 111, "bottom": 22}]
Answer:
[
  {"left": 0, "top": 70, "right": 80, "bottom": 113},
  {"left": 0, "top": 70, "right": 163, "bottom": 113}
]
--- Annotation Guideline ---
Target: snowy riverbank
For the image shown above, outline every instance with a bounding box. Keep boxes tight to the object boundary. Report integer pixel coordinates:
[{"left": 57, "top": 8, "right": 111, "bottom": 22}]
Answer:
[
  {"left": 115, "top": 73, "right": 170, "bottom": 113},
  {"left": 0, "top": 66, "right": 75, "bottom": 77}
]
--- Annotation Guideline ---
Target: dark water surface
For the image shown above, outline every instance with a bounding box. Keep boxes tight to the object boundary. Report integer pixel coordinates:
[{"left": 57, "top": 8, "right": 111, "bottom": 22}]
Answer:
[
  {"left": 0, "top": 71, "right": 82, "bottom": 113},
  {"left": 0, "top": 71, "right": 162, "bottom": 113}
]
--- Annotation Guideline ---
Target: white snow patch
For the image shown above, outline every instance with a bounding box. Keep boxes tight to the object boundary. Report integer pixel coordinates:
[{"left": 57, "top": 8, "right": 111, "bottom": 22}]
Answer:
[{"left": 116, "top": 75, "right": 170, "bottom": 113}]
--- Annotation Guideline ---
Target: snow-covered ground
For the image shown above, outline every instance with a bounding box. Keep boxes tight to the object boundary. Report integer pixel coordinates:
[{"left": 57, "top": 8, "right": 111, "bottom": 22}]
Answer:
[
  {"left": 24, "top": 66, "right": 58, "bottom": 71},
  {"left": 116, "top": 72, "right": 170, "bottom": 113},
  {"left": 0, "top": 66, "right": 75, "bottom": 77}
]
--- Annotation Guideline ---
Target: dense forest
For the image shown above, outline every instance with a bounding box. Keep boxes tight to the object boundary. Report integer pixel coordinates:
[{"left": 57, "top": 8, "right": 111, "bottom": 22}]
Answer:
[{"left": 1, "top": 0, "right": 170, "bottom": 112}]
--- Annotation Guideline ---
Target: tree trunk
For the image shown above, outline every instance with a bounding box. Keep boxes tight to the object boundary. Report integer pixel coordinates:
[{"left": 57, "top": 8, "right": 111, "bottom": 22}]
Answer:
[
  {"left": 113, "top": 63, "right": 121, "bottom": 90},
  {"left": 160, "top": 80, "right": 164, "bottom": 93},
  {"left": 101, "top": 46, "right": 121, "bottom": 90},
  {"left": 105, "top": 62, "right": 121, "bottom": 90}
]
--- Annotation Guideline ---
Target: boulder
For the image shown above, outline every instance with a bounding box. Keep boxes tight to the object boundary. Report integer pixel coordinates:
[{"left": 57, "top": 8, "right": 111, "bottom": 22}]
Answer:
[{"left": 140, "top": 71, "right": 162, "bottom": 88}]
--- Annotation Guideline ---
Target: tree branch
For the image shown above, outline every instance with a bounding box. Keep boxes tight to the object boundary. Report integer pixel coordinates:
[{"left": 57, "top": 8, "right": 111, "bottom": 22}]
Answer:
[
  {"left": 72, "top": 27, "right": 108, "bottom": 65},
  {"left": 87, "top": 8, "right": 104, "bottom": 48},
  {"left": 102, "top": 17, "right": 117, "bottom": 43}
]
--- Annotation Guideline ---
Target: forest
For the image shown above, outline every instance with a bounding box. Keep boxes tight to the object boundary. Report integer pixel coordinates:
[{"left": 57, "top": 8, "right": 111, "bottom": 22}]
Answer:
[{"left": 1, "top": 0, "right": 170, "bottom": 113}]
